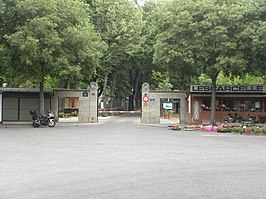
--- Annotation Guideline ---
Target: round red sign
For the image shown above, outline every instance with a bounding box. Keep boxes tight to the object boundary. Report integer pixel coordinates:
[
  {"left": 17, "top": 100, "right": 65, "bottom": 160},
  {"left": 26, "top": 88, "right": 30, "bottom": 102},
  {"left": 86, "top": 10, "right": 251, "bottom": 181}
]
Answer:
[{"left": 143, "top": 96, "right": 149, "bottom": 102}]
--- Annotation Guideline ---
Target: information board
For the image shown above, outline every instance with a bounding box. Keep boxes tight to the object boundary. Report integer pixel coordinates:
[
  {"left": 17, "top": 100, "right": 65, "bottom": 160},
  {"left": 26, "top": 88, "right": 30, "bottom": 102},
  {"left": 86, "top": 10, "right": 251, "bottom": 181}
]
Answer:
[{"left": 163, "top": 103, "right": 173, "bottom": 110}]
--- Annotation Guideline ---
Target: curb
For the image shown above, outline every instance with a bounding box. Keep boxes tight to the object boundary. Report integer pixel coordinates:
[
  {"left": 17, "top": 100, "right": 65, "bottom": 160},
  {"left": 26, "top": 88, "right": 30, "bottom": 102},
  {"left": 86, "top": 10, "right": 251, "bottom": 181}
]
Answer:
[
  {"left": 0, "top": 121, "right": 105, "bottom": 128},
  {"left": 0, "top": 117, "right": 111, "bottom": 128}
]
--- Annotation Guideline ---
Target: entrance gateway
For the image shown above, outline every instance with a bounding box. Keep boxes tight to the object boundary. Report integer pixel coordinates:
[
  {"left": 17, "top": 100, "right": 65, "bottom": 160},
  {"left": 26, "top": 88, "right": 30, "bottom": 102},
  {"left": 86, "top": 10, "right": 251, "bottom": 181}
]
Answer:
[
  {"left": 0, "top": 82, "right": 98, "bottom": 123},
  {"left": 141, "top": 83, "right": 266, "bottom": 124},
  {"left": 141, "top": 83, "right": 187, "bottom": 124}
]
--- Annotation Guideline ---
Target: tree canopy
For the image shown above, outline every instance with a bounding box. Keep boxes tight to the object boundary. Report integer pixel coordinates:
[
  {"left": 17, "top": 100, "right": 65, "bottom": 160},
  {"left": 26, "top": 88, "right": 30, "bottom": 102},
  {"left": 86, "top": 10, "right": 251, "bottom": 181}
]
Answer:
[
  {"left": 0, "top": 0, "right": 265, "bottom": 115},
  {"left": 151, "top": 0, "right": 266, "bottom": 124},
  {"left": 88, "top": 0, "right": 144, "bottom": 109},
  {"left": 0, "top": 0, "right": 105, "bottom": 113}
]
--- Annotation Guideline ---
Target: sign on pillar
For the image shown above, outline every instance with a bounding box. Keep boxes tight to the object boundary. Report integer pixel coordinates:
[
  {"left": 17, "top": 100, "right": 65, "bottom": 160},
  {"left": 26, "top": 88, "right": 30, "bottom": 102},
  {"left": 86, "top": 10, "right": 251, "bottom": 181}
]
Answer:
[
  {"left": 143, "top": 95, "right": 149, "bottom": 102},
  {"left": 143, "top": 94, "right": 149, "bottom": 108},
  {"left": 78, "top": 82, "right": 98, "bottom": 123},
  {"left": 89, "top": 82, "right": 98, "bottom": 123},
  {"left": 141, "top": 83, "right": 150, "bottom": 123}
]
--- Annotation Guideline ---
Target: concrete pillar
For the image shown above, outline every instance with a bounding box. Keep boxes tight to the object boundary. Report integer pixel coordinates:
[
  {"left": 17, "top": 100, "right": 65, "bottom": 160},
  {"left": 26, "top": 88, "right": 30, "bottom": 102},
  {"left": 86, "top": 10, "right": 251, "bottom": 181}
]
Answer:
[
  {"left": 88, "top": 82, "right": 98, "bottom": 123},
  {"left": 180, "top": 96, "right": 187, "bottom": 124},
  {"left": 149, "top": 92, "right": 160, "bottom": 123},
  {"left": 51, "top": 94, "right": 59, "bottom": 121},
  {"left": 78, "top": 82, "right": 98, "bottom": 123},
  {"left": 141, "top": 83, "right": 151, "bottom": 123}
]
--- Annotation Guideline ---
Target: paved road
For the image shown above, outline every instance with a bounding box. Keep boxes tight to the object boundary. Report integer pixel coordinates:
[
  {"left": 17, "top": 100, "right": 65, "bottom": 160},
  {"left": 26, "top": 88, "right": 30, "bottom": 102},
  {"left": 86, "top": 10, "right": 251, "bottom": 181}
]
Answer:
[{"left": 0, "top": 116, "right": 266, "bottom": 199}]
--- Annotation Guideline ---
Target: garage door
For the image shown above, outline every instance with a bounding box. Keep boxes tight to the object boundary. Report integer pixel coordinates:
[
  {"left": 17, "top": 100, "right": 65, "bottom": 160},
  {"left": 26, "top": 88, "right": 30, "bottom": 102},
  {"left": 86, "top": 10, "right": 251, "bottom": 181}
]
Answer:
[
  {"left": 3, "top": 97, "right": 51, "bottom": 121},
  {"left": 20, "top": 98, "right": 51, "bottom": 121},
  {"left": 3, "top": 98, "right": 19, "bottom": 121}
]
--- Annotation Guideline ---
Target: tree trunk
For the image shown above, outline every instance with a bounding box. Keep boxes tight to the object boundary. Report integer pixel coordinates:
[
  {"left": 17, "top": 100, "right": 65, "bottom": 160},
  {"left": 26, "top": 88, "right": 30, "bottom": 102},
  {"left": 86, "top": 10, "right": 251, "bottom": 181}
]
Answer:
[
  {"left": 39, "top": 65, "right": 45, "bottom": 115},
  {"left": 129, "top": 95, "right": 134, "bottom": 111},
  {"left": 110, "top": 71, "right": 117, "bottom": 110},
  {"left": 133, "top": 69, "right": 142, "bottom": 110},
  {"left": 58, "top": 80, "right": 66, "bottom": 88},
  {"left": 101, "top": 72, "right": 108, "bottom": 106},
  {"left": 210, "top": 72, "right": 219, "bottom": 126}
]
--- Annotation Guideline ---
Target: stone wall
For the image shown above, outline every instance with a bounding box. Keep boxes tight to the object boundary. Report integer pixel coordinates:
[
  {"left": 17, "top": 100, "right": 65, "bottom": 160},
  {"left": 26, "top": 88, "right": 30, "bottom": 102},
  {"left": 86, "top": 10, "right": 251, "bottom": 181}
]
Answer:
[
  {"left": 141, "top": 83, "right": 187, "bottom": 124},
  {"left": 78, "top": 82, "right": 98, "bottom": 123},
  {"left": 52, "top": 82, "right": 98, "bottom": 123}
]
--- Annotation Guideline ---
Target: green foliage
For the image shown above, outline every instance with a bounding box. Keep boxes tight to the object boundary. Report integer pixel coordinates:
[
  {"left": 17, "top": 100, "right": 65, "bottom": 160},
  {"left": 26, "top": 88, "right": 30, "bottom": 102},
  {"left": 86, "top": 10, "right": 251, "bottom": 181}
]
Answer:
[
  {"left": 58, "top": 112, "right": 64, "bottom": 118},
  {"left": 218, "top": 125, "right": 266, "bottom": 134},
  {"left": 151, "top": 0, "right": 265, "bottom": 124},
  {"left": 1, "top": 0, "right": 105, "bottom": 88},
  {"left": 89, "top": 0, "right": 144, "bottom": 108},
  {"left": 0, "top": 0, "right": 265, "bottom": 113},
  {"left": 198, "top": 74, "right": 212, "bottom": 85},
  {"left": 260, "top": 127, "right": 266, "bottom": 133},
  {"left": 44, "top": 76, "right": 59, "bottom": 89},
  {"left": 0, "top": 0, "right": 105, "bottom": 113},
  {"left": 198, "top": 72, "right": 264, "bottom": 85},
  {"left": 71, "top": 111, "right": 78, "bottom": 117},
  {"left": 152, "top": 0, "right": 255, "bottom": 82},
  {"left": 151, "top": 70, "right": 172, "bottom": 90},
  {"left": 238, "top": 0, "right": 266, "bottom": 76}
]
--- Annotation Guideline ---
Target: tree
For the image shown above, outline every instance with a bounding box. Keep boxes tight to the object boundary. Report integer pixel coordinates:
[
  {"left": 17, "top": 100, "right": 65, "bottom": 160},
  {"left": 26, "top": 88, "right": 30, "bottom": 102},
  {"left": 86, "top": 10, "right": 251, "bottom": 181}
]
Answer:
[
  {"left": 239, "top": 0, "right": 266, "bottom": 79},
  {"left": 198, "top": 72, "right": 264, "bottom": 85},
  {"left": 0, "top": 0, "right": 7, "bottom": 86},
  {"left": 88, "top": 0, "right": 143, "bottom": 110},
  {"left": 1, "top": 0, "right": 105, "bottom": 114},
  {"left": 151, "top": 70, "right": 172, "bottom": 90},
  {"left": 153, "top": 0, "right": 263, "bottom": 125}
]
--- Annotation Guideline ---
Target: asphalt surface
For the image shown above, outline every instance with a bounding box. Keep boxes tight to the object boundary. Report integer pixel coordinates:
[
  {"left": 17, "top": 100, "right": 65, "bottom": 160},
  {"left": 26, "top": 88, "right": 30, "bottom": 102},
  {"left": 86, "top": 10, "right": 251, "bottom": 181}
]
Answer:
[{"left": 0, "top": 116, "right": 266, "bottom": 199}]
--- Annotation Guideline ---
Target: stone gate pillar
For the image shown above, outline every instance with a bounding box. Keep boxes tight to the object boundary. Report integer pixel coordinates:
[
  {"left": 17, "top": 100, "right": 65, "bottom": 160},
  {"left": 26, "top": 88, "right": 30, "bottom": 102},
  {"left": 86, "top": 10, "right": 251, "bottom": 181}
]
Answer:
[
  {"left": 51, "top": 94, "right": 59, "bottom": 121},
  {"left": 78, "top": 82, "right": 98, "bottom": 123},
  {"left": 180, "top": 96, "right": 187, "bottom": 124},
  {"left": 141, "top": 83, "right": 150, "bottom": 123}
]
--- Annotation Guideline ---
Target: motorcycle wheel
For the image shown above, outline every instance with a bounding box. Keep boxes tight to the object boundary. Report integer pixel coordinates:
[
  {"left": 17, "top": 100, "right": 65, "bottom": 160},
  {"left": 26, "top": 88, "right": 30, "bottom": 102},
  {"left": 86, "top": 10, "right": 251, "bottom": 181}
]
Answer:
[
  {"left": 33, "top": 121, "right": 39, "bottom": 128},
  {"left": 48, "top": 119, "right": 56, "bottom": 127}
]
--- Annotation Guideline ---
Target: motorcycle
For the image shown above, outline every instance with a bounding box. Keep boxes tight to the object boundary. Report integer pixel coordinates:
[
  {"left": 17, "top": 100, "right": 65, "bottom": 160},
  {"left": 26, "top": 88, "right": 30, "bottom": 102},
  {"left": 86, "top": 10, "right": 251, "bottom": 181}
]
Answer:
[{"left": 29, "top": 110, "right": 56, "bottom": 128}]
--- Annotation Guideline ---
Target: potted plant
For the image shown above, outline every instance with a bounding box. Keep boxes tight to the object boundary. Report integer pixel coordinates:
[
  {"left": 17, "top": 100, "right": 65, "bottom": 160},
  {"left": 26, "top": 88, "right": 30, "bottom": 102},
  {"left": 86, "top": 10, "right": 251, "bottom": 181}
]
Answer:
[{"left": 171, "top": 124, "right": 181, "bottom": 131}]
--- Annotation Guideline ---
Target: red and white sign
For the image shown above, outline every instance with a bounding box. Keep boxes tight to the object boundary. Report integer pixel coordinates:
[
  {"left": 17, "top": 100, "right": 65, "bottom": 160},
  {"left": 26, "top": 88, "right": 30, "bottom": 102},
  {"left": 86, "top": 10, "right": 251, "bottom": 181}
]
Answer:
[{"left": 143, "top": 96, "right": 149, "bottom": 102}]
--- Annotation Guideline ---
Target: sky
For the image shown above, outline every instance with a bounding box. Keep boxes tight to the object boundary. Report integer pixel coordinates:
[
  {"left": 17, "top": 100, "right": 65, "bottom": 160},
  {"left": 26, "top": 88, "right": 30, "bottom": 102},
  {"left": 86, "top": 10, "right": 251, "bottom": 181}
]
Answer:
[{"left": 136, "top": 0, "right": 146, "bottom": 6}]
